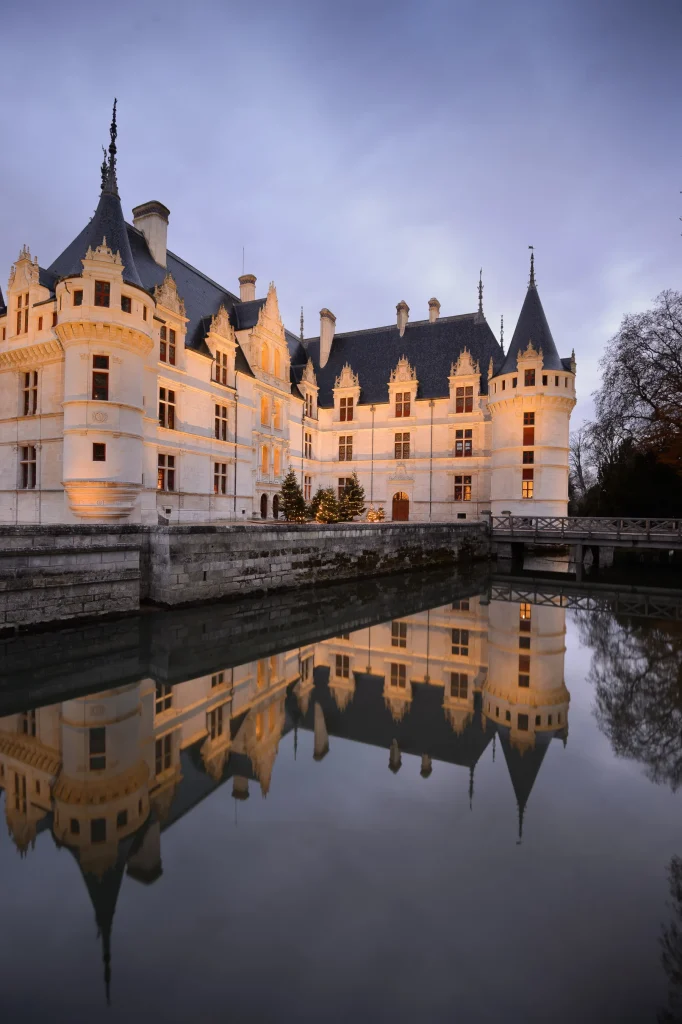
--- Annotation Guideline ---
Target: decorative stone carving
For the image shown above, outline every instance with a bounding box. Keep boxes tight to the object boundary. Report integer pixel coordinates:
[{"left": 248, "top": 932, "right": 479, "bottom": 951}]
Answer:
[
  {"left": 301, "top": 358, "right": 318, "bottom": 386},
  {"left": 516, "top": 339, "right": 543, "bottom": 367},
  {"left": 335, "top": 363, "right": 359, "bottom": 389},
  {"left": 83, "top": 237, "right": 122, "bottom": 265},
  {"left": 9, "top": 245, "right": 39, "bottom": 288},
  {"left": 390, "top": 356, "right": 416, "bottom": 384},
  {"left": 91, "top": 411, "right": 108, "bottom": 423},
  {"left": 209, "top": 305, "right": 235, "bottom": 342},
  {"left": 450, "top": 348, "right": 480, "bottom": 377},
  {"left": 154, "top": 273, "right": 186, "bottom": 316}
]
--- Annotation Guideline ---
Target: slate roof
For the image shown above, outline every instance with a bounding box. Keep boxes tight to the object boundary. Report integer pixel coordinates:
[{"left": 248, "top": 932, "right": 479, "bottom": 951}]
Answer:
[
  {"left": 48, "top": 190, "right": 145, "bottom": 289},
  {"left": 293, "top": 314, "right": 504, "bottom": 408},
  {"left": 500, "top": 283, "right": 564, "bottom": 374}
]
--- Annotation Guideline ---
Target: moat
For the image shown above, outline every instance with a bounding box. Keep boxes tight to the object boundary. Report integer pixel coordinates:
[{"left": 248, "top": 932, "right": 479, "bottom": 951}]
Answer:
[{"left": 1, "top": 567, "right": 681, "bottom": 1023}]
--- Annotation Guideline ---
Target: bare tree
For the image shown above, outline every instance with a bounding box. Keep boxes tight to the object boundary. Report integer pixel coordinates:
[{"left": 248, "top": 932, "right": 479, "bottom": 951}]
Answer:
[{"left": 569, "top": 425, "right": 594, "bottom": 499}]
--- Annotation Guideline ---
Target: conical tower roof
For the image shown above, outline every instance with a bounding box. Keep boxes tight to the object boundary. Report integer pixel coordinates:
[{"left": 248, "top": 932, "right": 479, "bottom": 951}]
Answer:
[
  {"left": 499, "top": 255, "right": 563, "bottom": 374},
  {"left": 48, "top": 101, "right": 144, "bottom": 290}
]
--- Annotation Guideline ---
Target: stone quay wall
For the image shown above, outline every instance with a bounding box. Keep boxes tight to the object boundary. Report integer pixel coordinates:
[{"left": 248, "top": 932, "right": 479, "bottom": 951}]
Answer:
[{"left": 0, "top": 521, "right": 489, "bottom": 632}]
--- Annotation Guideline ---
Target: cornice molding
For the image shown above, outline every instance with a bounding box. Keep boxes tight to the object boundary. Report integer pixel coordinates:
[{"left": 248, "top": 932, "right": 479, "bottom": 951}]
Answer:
[
  {"left": 55, "top": 320, "right": 154, "bottom": 356},
  {"left": 0, "top": 339, "right": 63, "bottom": 369}
]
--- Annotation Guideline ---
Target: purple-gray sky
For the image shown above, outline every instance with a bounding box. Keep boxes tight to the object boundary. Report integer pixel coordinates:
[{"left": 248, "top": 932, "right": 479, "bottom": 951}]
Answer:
[{"left": 2, "top": 0, "right": 681, "bottom": 422}]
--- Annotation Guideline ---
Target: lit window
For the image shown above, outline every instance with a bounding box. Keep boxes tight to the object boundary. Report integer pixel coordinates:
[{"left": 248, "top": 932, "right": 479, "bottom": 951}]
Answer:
[
  {"left": 19, "top": 446, "right": 36, "bottom": 489},
  {"left": 215, "top": 404, "right": 228, "bottom": 441},
  {"left": 155, "top": 684, "right": 173, "bottom": 715},
  {"left": 22, "top": 371, "right": 38, "bottom": 415},
  {"left": 340, "top": 396, "right": 353, "bottom": 421},
  {"left": 214, "top": 462, "right": 228, "bottom": 494},
  {"left": 260, "top": 395, "right": 270, "bottom": 426},
  {"left": 157, "top": 453, "right": 175, "bottom": 491},
  {"left": 94, "top": 280, "right": 110, "bottom": 307},
  {"left": 455, "top": 429, "right": 472, "bottom": 457},
  {"left": 454, "top": 475, "right": 472, "bottom": 501},
  {"left": 273, "top": 449, "right": 281, "bottom": 476},
  {"left": 524, "top": 369, "right": 535, "bottom": 386},
  {"left": 159, "top": 387, "right": 176, "bottom": 429},
  {"left": 274, "top": 350, "right": 281, "bottom": 377},
  {"left": 92, "top": 355, "right": 109, "bottom": 401},
  {"left": 395, "top": 392, "right": 411, "bottom": 417},
  {"left": 450, "top": 672, "right": 468, "bottom": 698},
  {"left": 391, "top": 621, "right": 407, "bottom": 648},
  {"left": 394, "top": 432, "right": 410, "bottom": 459},
  {"left": 390, "top": 663, "right": 407, "bottom": 689},
  {"left": 261, "top": 445, "right": 269, "bottom": 475},
  {"left": 451, "top": 628, "right": 469, "bottom": 656},
  {"left": 522, "top": 468, "right": 534, "bottom": 498},
  {"left": 92, "top": 443, "right": 106, "bottom": 462},
  {"left": 89, "top": 727, "right": 106, "bottom": 771},
  {"left": 339, "top": 435, "right": 353, "bottom": 461},
  {"left": 274, "top": 401, "right": 282, "bottom": 429},
  {"left": 335, "top": 654, "right": 350, "bottom": 678},
  {"left": 455, "top": 386, "right": 473, "bottom": 413}
]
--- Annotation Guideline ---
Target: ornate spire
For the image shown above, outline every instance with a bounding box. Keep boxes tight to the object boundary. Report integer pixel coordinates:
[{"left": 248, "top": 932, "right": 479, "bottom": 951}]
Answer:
[
  {"left": 300, "top": 306, "right": 304, "bottom": 342},
  {"left": 100, "top": 146, "right": 108, "bottom": 192},
  {"left": 528, "top": 245, "right": 536, "bottom": 289},
  {"left": 478, "top": 268, "right": 484, "bottom": 316},
  {"left": 101, "top": 99, "right": 119, "bottom": 196},
  {"left": 500, "top": 314, "right": 504, "bottom": 353}
]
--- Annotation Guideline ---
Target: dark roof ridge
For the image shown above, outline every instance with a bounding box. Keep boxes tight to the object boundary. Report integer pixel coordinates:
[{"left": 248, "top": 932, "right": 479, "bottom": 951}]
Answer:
[{"left": 303, "top": 311, "right": 479, "bottom": 344}]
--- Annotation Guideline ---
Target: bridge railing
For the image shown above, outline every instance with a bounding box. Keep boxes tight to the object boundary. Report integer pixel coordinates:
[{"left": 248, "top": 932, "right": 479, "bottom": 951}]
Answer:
[{"left": 490, "top": 516, "right": 682, "bottom": 540}]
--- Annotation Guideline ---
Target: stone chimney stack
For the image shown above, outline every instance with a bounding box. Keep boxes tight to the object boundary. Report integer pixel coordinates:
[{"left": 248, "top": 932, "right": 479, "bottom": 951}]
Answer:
[
  {"left": 239, "top": 274, "right": 256, "bottom": 302},
  {"left": 319, "top": 308, "right": 336, "bottom": 368},
  {"left": 396, "top": 300, "right": 409, "bottom": 337},
  {"left": 428, "top": 298, "right": 440, "bottom": 323},
  {"left": 132, "top": 201, "right": 170, "bottom": 268}
]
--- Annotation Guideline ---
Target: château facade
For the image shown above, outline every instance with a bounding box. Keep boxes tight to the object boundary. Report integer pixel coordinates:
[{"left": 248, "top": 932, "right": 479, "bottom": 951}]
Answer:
[{"left": 0, "top": 109, "right": 576, "bottom": 525}]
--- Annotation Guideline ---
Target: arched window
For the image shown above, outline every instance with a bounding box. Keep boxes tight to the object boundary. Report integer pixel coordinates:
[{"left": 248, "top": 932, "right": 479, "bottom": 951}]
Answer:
[
  {"left": 261, "top": 344, "right": 269, "bottom": 372},
  {"left": 273, "top": 401, "right": 282, "bottom": 429},
  {"left": 273, "top": 449, "right": 281, "bottom": 477},
  {"left": 272, "top": 493, "right": 280, "bottom": 518},
  {"left": 274, "top": 350, "right": 281, "bottom": 378},
  {"left": 260, "top": 395, "right": 269, "bottom": 426},
  {"left": 261, "top": 445, "right": 269, "bottom": 475}
]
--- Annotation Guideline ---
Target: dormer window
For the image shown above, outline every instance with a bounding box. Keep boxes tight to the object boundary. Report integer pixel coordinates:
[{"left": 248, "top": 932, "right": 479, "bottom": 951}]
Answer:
[
  {"left": 524, "top": 369, "right": 535, "bottom": 386},
  {"left": 94, "top": 281, "right": 110, "bottom": 308},
  {"left": 304, "top": 393, "right": 314, "bottom": 418},
  {"left": 215, "top": 350, "right": 228, "bottom": 385},
  {"left": 455, "top": 386, "right": 473, "bottom": 413},
  {"left": 160, "top": 326, "right": 176, "bottom": 365},
  {"left": 340, "top": 396, "right": 353, "bottom": 422},
  {"left": 16, "top": 293, "right": 29, "bottom": 335},
  {"left": 74, "top": 290, "right": 83, "bottom": 307},
  {"left": 395, "top": 392, "right": 410, "bottom": 417}
]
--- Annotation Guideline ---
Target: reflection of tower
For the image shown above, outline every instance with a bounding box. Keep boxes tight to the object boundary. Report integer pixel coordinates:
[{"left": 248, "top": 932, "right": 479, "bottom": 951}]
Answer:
[
  {"left": 52, "top": 685, "right": 150, "bottom": 1001},
  {"left": 483, "top": 599, "right": 569, "bottom": 838}
]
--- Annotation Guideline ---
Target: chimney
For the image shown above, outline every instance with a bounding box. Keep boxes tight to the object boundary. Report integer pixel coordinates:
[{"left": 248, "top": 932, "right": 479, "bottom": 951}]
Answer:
[
  {"left": 132, "top": 201, "right": 170, "bottom": 268},
  {"left": 428, "top": 297, "right": 440, "bottom": 323},
  {"left": 319, "top": 308, "right": 336, "bottom": 367},
  {"left": 396, "top": 300, "right": 409, "bottom": 337},
  {"left": 239, "top": 274, "right": 256, "bottom": 302}
]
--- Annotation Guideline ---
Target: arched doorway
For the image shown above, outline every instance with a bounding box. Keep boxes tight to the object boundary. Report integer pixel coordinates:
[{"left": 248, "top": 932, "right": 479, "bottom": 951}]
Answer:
[
  {"left": 392, "top": 492, "right": 409, "bottom": 521},
  {"left": 272, "top": 494, "right": 280, "bottom": 519},
  {"left": 260, "top": 493, "right": 268, "bottom": 519}
]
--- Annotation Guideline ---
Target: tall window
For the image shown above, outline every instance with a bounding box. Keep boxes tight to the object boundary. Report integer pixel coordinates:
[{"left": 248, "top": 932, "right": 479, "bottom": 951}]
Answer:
[
  {"left": 454, "top": 475, "right": 472, "bottom": 501},
  {"left": 519, "top": 654, "right": 531, "bottom": 687},
  {"left": 301, "top": 656, "right": 313, "bottom": 682},
  {"left": 22, "top": 371, "right": 38, "bottom": 415},
  {"left": 274, "top": 351, "right": 281, "bottom": 378},
  {"left": 451, "top": 628, "right": 469, "bottom": 656},
  {"left": 159, "top": 387, "right": 175, "bottom": 429},
  {"left": 94, "top": 280, "right": 110, "bottom": 307},
  {"left": 121, "top": 295, "right": 132, "bottom": 314},
  {"left": 337, "top": 476, "right": 352, "bottom": 499},
  {"left": 339, "top": 435, "right": 352, "bottom": 461},
  {"left": 89, "top": 727, "right": 106, "bottom": 771},
  {"left": 157, "top": 453, "right": 175, "bottom": 491},
  {"left": 524, "top": 369, "right": 535, "bottom": 386},
  {"left": 16, "top": 293, "right": 29, "bottom": 335},
  {"left": 519, "top": 603, "right": 532, "bottom": 630},
  {"left": 215, "top": 350, "right": 228, "bottom": 385},
  {"left": 273, "top": 449, "right": 281, "bottom": 476},
  {"left": 305, "top": 393, "right": 314, "bottom": 418},
  {"left": 261, "top": 445, "right": 269, "bottom": 475},
  {"left": 304, "top": 432, "right": 312, "bottom": 459},
  {"left": 394, "top": 432, "right": 410, "bottom": 459},
  {"left": 450, "top": 672, "right": 468, "bottom": 698},
  {"left": 455, "top": 429, "right": 472, "bottom": 457},
  {"left": 214, "top": 462, "right": 228, "bottom": 494},
  {"left": 304, "top": 474, "right": 312, "bottom": 501},
  {"left": 261, "top": 344, "right": 269, "bottom": 372},
  {"left": 92, "top": 443, "right": 106, "bottom": 462},
  {"left": 21, "top": 710, "right": 36, "bottom": 737},
  {"left": 395, "top": 392, "right": 410, "bottom": 417},
  {"left": 335, "top": 654, "right": 350, "bottom": 678},
  {"left": 522, "top": 468, "right": 534, "bottom": 498},
  {"left": 390, "top": 663, "right": 406, "bottom": 689},
  {"left": 455, "top": 386, "right": 473, "bottom": 413},
  {"left": 207, "top": 705, "right": 224, "bottom": 740},
  {"left": 260, "top": 395, "right": 270, "bottom": 426},
  {"left": 215, "top": 404, "right": 228, "bottom": 440},
  {"left": 19, "top": 446, "right": 36, "bottom": 489},
  {"left": 340, "top": 396, "right": 353, "bottom": 422},
  {"left": 522, "top": 411, "right": 535, "bottom": 446},
  {"left": 272, "top": 401, "right": 281, "bottom": 430},
  {"left": 518, "top": 713, "right": 529, "bottom": 731},
  {"left": 391, "top": 621, "right": 407, "bottom": 648},
  {"left": 14, "top": 774, "right": 27, "bottom": 813},
  {"left": 155, "top": 734, "right": 172, "bottom": 774},
  {"left": 155, "top": 684, "right": 173, "bottom": 715},
  {"left": 160, "top": 326, "right": 176, "bottom": 365},
  {"left": 92, "top": 355, "right": 109, "bottom": 401},
  {"left": 91, "top": 819, "right": 107, "bottom": 843}
]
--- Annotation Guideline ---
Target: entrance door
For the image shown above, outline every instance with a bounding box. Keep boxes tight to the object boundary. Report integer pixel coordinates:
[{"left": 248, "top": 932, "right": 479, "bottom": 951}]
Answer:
[
  {"left": 272, "top": 494, "right": 280, "bottom": 519},
  {"left": 260, "top": 493, "right": 268, "bottom": 519},
  {"left": 392, "top": 492, "right": 409, "bottom": 521}
]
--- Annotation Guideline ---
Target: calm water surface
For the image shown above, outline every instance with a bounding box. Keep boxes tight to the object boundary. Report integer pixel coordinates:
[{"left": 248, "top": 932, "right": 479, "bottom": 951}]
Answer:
[{"left": 1, "top": 571, "right": 681, "bottom": 1024}]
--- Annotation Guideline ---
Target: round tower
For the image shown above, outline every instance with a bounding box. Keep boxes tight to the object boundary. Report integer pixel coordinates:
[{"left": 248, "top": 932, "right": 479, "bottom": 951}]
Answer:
[
  {"left": 53, "top": 103, "right": 154, "bottom": 520},
  {"left": 488, "top": 253, "right": 576, "bottom": 517}
]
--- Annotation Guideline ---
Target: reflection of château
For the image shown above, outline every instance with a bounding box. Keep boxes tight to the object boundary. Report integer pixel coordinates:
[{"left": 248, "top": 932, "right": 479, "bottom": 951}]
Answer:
[{"left": 0, "top": 594, "right": 568, "bottom": 998}]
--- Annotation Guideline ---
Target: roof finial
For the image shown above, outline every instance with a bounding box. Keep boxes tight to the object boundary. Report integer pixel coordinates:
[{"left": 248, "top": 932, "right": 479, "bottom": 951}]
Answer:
[
  {"left": 100, "top": 146, "right": 108, "bottom": 192},
  {"left": 500, "top": 314, "right": 504, "bottom": 353},
  {"left": 477, "top": 268, "right": 484, "bottom": 316},
  {"left": 528, "top": 245, "right": 536, "bottom": 289},
  {"left": 300, "top": 306, "right": 304, "bottom": 342},
  {"left": 102, "top": 99, "right": 119, "bottom": 196}
]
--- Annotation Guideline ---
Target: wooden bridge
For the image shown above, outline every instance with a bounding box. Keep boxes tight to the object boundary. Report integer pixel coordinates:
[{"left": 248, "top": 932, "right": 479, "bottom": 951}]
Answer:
[
  {"left": 491, "top": 516, "right": 682, "bottom": 551},
  {"left": 490, "top": 576, "right": 682, "bottom": 621}
]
